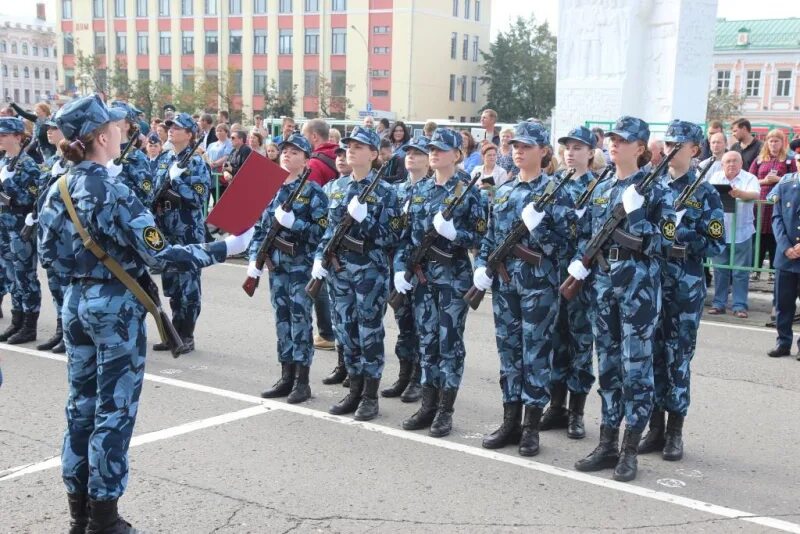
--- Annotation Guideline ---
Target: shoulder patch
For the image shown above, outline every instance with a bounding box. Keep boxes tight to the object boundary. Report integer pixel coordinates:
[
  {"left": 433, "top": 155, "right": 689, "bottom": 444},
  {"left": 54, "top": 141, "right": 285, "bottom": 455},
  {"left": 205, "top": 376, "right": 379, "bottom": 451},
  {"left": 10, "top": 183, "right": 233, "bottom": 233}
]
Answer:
[
  {"left": 389, "top": 215, "right": 405, "bottom": 231},
  {"left": 193, "top": 183, "right": 206, "bottom": 195},
  {"left": 475, "top": 217, "right": 487, "bottom": 234},
  {"left": 318, "top": 216, "right": 328, "bottom": 229},
  {"left": 142, "top": 180, "right": 152, "bottom": 193},
  {"left": 661, "top": 220, "right": 676, "bottom": 241},
  {"left": 593, "top": 197, "right": 609, "bottom": 206},
  {"left": 707, "top": 219, "right": 724, "bottom": 239},
  {"left": 365, "top": 194, "right": 378, "bottom": 204},
  {"left": 143, "top": 226, "right": 166, "bottom": 251},
  {"left": 494, "top": 195, "right": 508, "bottom": 205},
  {"left": 412, "top": 195, "right": 425, "bottom": 204},
  {"left": 330, "top": 192, "right": 345, "bottom": 201},
  {"left": 28, "top": 184, "right": 38, "bottom": 195}
]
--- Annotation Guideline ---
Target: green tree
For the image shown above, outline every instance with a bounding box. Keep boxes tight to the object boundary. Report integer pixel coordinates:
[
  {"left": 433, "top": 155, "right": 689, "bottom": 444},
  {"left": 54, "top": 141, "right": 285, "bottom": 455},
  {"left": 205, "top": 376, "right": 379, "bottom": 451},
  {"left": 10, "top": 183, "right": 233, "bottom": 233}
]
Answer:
[
  {"left": 75, "top": 51, "right": 105, "bottom": 95},
  {"left": 108, "top": 58, "right": 131, "bottom": 100},
  {"left": 131, "top": 79, "right": 172, "bottom": 120},
  {"left": 263, "top": 80, "right": 297, "bottom": 118},
  {"left": 318, "top": 74, "right": 353, "bottom": 119},
  {"left": 706, "top": 90, "right": 745, "bottom": 122},
  {"left": 480, "top": 15, "right": 556, "bottom": 122}
]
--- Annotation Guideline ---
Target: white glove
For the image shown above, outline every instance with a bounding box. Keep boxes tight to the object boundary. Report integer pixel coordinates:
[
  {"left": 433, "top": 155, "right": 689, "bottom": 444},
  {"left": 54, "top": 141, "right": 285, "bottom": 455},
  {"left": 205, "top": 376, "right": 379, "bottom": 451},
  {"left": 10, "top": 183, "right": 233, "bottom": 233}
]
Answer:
[
  {"left": 567, "top": 260, "right": 591, "bottom": 281},
  {"left": 575, "top": 207, "right": 587, "bottom": 219},
  {"left": 347, "top": 196, "right": 368, "bottom": 223},
  {"left": 621, "top": 185, "right": 645, "bottom": 214},
  {"left": 521, "top": 203, "right": 546, "bottom": 233},
  {"left": 311, "top": 258, "right": 328, "bottom": 280},
  {"left": 274, "top": 206, "right": 295, "bottom": 229},
  {"left": 403, "top": 199, "right": 411, "bottom": 214},
  {"left": 247, "top": 261, "right": 264, "bottom": 278},
  {"left": 24, "top": 213, "right": 35, "bottom": 226},
  {"left": 0, "top": 166, "right": 15, "bottom": 182},
  {"left": 394, "top": 271, "right": 413, "bottom": 294},
  {"left": 51, "top": 160, "right": 66, "bottom": 177},
  {"left": 223, "top": 226, "right": 255, "bottom": 257},
  {"left": 675, "top": 209, "right": 686, "bottom": 227},
  {"left": 169, "top": 162, "right": 187, "bottom": 181},
  {"left": 433, "top": 211, "right": 457, "bottom": 241},
  {"left": 473, "top": 267, "right": 493, "bottom": 291},
  {"left": 106, "top": 160, "right": 122, "bottom": 178}
]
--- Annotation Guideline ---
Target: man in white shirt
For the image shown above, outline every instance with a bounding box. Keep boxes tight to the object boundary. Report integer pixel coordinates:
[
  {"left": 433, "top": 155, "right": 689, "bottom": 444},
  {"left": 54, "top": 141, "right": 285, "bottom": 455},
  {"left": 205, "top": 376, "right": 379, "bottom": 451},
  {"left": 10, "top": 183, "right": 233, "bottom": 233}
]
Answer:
[
  {"left": 698, "top": 131, "right": 727, "bottom": 176},
  {"left": 707, "top": 151, "right": 761, "bottom": 317}
]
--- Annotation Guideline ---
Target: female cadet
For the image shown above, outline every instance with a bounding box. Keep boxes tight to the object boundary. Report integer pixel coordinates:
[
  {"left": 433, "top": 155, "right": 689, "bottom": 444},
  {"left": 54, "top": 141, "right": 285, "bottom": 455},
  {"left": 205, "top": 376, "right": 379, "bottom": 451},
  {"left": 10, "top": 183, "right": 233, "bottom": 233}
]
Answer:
[
  {"left": 541, "top": 126, "right": 599, "bottom": 440},
  {"left": 37, "top": 93, "right": 252, "bottom": 534},
  {"left": 248, "top": 134, "right": 328, "bottom": 404},
  {"left": 472, "top": 122, "right": 575, "bottom": 456},
  {"left": 394, "top": 128, "right": 485, "bottom": 438},
  {"left": 639, "top": 120, "right": 724, "bottom": 461},
  {"left": 106, "top": 101, "right": 154, "bottom": 206},
  {"left": 151, "top": 112, "right": 212, "bottom": 354},
  {"left": 381, "top": 135, "right": 431, "bottom": 403},
  {"left": 311, "top": 126, "right": 400, "bottom": 421},
  {"left": 569, "top": 116, "right": 676, "bottom": 482},
  {"left": 0, "top": 116, "right": 42, "bottom": 344}
]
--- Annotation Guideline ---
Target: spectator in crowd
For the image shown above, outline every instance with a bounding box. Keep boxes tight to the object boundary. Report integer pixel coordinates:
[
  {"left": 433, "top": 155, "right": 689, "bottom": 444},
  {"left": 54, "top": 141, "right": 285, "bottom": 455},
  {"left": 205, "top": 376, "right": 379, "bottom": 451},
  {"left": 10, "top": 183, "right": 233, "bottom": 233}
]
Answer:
[
  {"left": 329, "top": 128, "right": 342, "bottom": 144},
  {"left": 707, "top": 151, "right": 761, "bottom": 318},
  {"left": 731, "top": 118, "right": 763, "bottom": 171},
  {"left": 10, "top": 101, "right": 54, "bottom": 160},
  {"left": 253, "top": 114, "right": 268, "bottom": 139},
  {"left": 790, "top": 137, "right": 800, "bottom": 159},
  {"left": 334, "top": 143, "right": 352, "bottom": 176},
  {"left": 389, "top": 121, "right": 411, "bottom": 151},
  {"left": 700, "top": 119, "right": 724, "bottom": 160},
  {"left": 749, "top": 129, "right": 797, "bottom": 281},
  {"left": 265, "top": 142, "right": 280, "bottom": 164},
  {"left": 249, "top": 131, "right": 266, "bottom": 156},
  {"left": 205, "top": 124, "right": 234, "bottom": 202},
  {"left": 198, "top": 113, "right": 218, "bottom": 151},
  {"left": 377, "top": 118, "right": 391, "bottom": 139},
  {"left": 230, "top": 123, "right": 243, "bottom": 134},
  {"left": 590, "top": 148, "right": 607, "bottom": 174},
  {"left": 272, "top": 116, "right": 295, "bottom": 144},
  {"left": 150, "top": 117, "right": 162, "bottom": 132},
  {"left": 480, "top": 109, "right": 501, "bottom": 146},
  {"left": 156, "top": 122, "right": 173, "bottom": 151},
  {"left": 472, "top": 143, "right": 508, "bottom": 188},
  {"left": 192, "top": 113, "right": 201, "bottom": 124},
  {"left": 226, "top": 130, "right": 252, "bottom": 177},
  {"left": 423, "top": 121, "right": 437, "bottom": 138},
  {"left": 217, "top": 109, "right": 230, "bottom": 125},
  {"left": 379, "top": 139, "right": 394, "bottom": 165},
  {"left": 459, "top": 130, "right": 481, "bottom": 174},
  {"left": 0, "top": 107, "right": 15, "bottom": 117},
  {"left": 144, "top": 132, "right": 164, "bottom": 175},
  {"left": 137, "top": 110, "right": 150, "bottom": 135},
  {"left": 496, "top": 127, "right": 516, "bottom": 174},
  {"left": 162, "top": 103, "right": 176, "bottom": 121},
  {"left": 699, "top": 131, "right": 727, "bottom": 176},
  {"left": 362, "top": 115, "right": 375, "bottom": 130},
  {"left": 643, "top": 139, "right": 664, "bottom": 172},
  {"left": 591, "top": 126, "right": 608, "bottom": 159}
]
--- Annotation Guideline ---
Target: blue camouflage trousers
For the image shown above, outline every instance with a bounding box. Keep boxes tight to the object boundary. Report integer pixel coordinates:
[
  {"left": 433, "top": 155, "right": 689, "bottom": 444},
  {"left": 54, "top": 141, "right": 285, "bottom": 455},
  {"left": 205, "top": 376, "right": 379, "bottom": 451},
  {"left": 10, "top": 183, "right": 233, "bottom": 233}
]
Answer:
[
  {"left": 594, "top": 258, "right": 661, "bottom": 433},
  {"left": 329, "top": 255, "right": 389, "bottom": 378},
  {"left": 161, "top": 268, "right": 201, "bottom": 327},
  {"left": 412, "top": 256, "right": 471, "bottom": 390},
  {"left": 47, "top": 267, "right": 69, "bottom": 318},
  {"left": 61, "top": 280, "right": 147, "bottom": 500},
  {"left": 0, "top": 226, "right": 41, "bottom": 313},
  {"left": 390, "top": 262, "right": 418, "bottom": 363},
  {"left": 491, "top": 258, "right": 558, "bottom": 407},
  {"left": 653, "top": 260, "right": 704, "bottom": 417},
  {"left": 268, "top": 260, "right": 314, "bottom": 366},
  {"left": 551, "top": 267, "right": 595, "bottom": 394}
]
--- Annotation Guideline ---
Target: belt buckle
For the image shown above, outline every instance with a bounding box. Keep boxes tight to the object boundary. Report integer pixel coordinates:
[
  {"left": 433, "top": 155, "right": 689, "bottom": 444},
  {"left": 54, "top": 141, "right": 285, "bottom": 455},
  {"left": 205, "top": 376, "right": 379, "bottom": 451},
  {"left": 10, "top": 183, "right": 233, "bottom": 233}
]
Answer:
[
  {"left": 163, "top": 200, "right": 172, "bottom": 210},
  {"left": 608, "top": 247, "right": 620, "bottom": 262}
]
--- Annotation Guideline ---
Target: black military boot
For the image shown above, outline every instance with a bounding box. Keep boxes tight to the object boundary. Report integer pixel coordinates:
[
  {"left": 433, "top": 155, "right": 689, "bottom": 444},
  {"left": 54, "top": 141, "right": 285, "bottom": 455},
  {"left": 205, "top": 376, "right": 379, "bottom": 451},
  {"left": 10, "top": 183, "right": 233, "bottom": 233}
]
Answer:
[
  {"left": 400, "top": 363, "right": 422, "bottom": 403},
  {"left": 482, "top": 401, "right": 522, "bottom": 449},
  {"left": 638, "top": 409, "right": 666, "bottom": 454},
  {"left": 260, "top": 362, "right": 295, "bottom": 398},
  {"left": 567, "top": 392, "right": 587, "bottom": 439},
  {"left": 540, "top": 382, "right": 569, "bottom": 430},
  {"left": 86, "top": 499, "right": 137, "bottom": 533},
  {"left": 429, "top": 388, "right": 458, "bottom": 438},
  {"left": 613, "top": 427, "right": 643, "bottom": 482},
  {"left": 67, "top": 493, "right": 89, "bottom": 534},
  {"left": 381, "top": 359, "right": 412, "bottom": 398},
  {"left": 152, "top": 318, "right": 176, "bottom": 351},
  {"left": 0, "top": 309, "right": 23, "bottom": 342},
  {"left": 0, "top": 294, "right": 4, "bottom": 318},
  {"left": 287, "top": 364, "right": 312, "bottom": 404},
  {"left": 7, "top": 311, "right": 38, "bottom": 344},
  {"left": 52, "top": 335, "right": 67, "bottom": 353},
  {"left": 662, "top": 413, "right": 685, "bottom": 461},
  {"left": 519, "top": 405, "right": 543, "bottom": 456},
  {"left": 329, "top": 374, "right": 363, "bottom": 415},
  {"left": 574, "top": 425, "right": 620, "bottom": 472},
  {"left": 322, "top": 345, "right": 347, "bottom": 385},
  {"left": 354, "top": 377, "right": 380, "bottom": 421},
  {"left": 37, "top": 318, "right": 63, "bottom": 351},
  {"left": 402, "top": 385, "right": 438, "bottom": 430},
  {"left": 178, "top": 320, "right": 195, "bottom": 354}
]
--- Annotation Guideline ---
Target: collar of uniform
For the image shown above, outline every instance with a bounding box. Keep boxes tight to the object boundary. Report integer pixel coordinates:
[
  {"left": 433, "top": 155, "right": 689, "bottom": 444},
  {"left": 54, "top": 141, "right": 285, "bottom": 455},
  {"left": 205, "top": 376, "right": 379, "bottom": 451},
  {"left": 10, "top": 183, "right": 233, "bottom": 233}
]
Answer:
[
  {"left": 669, "top": 170, "right": 692, "bottom": 186},
  {"left": 349, "top": 169, "right": 378, "bottom": 189},
  {"left": 75, "top": 160, "right": 103, "bottom": 172},
  {"left": 511, "top": 172, "right": 546, "bottom": 190},
  {"left": 611, "top": 169, "right": 645, "bottom": 186},
  {"left": 432, "top": 173, "right": 462, "bottom": 192}
]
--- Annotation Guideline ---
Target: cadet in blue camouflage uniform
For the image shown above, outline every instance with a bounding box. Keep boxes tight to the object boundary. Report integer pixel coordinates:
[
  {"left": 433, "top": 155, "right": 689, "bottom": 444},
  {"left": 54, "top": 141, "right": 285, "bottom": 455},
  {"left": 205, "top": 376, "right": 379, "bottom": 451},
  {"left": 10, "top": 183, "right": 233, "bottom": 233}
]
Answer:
[
  {"left": 0, "top": 116, "right": 42, "bottom": 345},
  {"left": 394, "top": 128, "right": 485, "bottom": 438},
  {"left": 473, "top": 122, "right": 575, "bottom": 456},
  {"left": 152, "top": 112, "right": 212, "bottom": 354},
  {"left": 541, "top": 126, "right": 598, "bottom": 440},
  {"left": 311, "top": 126, "right": 401, "bottom": 421},
  {"left": 38, "top": 93, "right": 252, "bottom": 534},
  {"left": 106, "top": 101, "right": 155, "bottom": 207},
  {"left": 248, "top": 134, "right": 328, "bottom": 404},
  {"left": 381, "top": 135, "right": 430, "bottom": 404},
  {"left": 639, "top": 120, "right": 725, "bottom": 462},
  {"left": 570, "top": 116, "right": 677, "bottom": 482}
]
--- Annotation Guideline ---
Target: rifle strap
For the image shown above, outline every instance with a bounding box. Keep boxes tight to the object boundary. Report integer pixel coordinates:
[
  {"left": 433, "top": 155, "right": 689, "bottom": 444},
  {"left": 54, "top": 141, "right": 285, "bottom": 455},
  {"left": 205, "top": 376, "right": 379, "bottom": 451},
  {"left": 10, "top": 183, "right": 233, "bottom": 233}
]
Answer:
[
  {"left": 57, "top": 176, "right": 170, "bottom": 345},
  {"left": 311, "top": 152, "right": 337, "bottom": 174}
]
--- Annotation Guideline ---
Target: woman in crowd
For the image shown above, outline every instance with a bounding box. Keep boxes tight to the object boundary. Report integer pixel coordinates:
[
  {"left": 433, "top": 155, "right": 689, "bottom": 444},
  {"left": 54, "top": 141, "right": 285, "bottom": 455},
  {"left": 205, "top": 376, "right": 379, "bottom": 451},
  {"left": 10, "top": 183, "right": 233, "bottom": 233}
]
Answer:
[
  {"left": 249, "top": 131, "right": 266, "bottom": 156},
  {"left": 265, "top": 142, "right": 281, "bottom": 164},
  {"left": 460, "top": 130, "right": 482, "bottom": 175},
  {"left": 471, "top": 143, "right": 509, "bottom": 188}
]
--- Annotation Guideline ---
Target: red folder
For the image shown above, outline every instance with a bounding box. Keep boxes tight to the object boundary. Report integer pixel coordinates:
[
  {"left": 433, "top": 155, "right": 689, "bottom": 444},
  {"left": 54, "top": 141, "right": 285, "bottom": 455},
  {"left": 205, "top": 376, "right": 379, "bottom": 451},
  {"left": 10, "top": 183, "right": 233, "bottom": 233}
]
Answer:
[{"left": 206, "top": 152, "right": 287, "bottom": 235}]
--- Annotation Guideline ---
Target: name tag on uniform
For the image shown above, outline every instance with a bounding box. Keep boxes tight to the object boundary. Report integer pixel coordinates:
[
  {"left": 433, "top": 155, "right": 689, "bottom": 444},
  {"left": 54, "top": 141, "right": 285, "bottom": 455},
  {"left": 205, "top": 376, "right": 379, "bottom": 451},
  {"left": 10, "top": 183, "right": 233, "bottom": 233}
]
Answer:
[
  {"left": 684, "top": 199, "right": 702, "bottom": 209},
  {"left": 330, "top": 192, "right": 345, "bottom": 200},
  {"left": 594, "top": 197, "right": 609, "bottom": 206},
  {"left": 412, "top": 195, "right": 425, "bottom": 204},
  {"left": 494, "top": 195, "right": 508, "bottom": 205}
]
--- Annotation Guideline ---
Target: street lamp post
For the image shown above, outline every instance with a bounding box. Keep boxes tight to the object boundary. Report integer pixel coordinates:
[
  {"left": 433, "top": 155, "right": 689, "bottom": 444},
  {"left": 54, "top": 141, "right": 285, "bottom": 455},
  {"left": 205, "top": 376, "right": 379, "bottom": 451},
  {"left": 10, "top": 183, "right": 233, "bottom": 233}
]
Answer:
[{"left": 350, "top": 25, "right": 370, "bottom": 115}]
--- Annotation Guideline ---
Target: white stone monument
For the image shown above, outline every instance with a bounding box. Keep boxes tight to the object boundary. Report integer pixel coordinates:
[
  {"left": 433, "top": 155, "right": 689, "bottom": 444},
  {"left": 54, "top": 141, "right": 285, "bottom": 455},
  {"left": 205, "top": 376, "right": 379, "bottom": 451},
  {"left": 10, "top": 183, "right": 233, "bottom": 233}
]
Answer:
[{"left": 554, "top": 0, "right": 718, "bottom": 139}]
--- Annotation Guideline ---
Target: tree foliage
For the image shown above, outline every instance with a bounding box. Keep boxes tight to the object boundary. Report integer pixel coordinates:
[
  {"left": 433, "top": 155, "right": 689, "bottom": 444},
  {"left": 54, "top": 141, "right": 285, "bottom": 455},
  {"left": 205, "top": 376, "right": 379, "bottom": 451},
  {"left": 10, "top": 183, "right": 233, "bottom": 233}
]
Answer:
[
  {"left": 263, "top": 80, "right": 297, "bottom": 118},
  {"left": 318, "top": 75, "right": 354, "bottom": 119},
  {"left": 706, "top": 90, "right": 745, "bottom": 123}
]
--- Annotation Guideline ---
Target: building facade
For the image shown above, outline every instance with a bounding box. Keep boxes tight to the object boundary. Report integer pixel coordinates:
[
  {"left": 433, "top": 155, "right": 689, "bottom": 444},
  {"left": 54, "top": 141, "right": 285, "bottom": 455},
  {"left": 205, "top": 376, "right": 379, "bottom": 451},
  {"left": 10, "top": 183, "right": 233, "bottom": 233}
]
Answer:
[
  {"left": 56, "top": 0, "right": 490, "bottom": 121},
  {"left": 0, "top": 9, "right": 59, "bottom": 108}
]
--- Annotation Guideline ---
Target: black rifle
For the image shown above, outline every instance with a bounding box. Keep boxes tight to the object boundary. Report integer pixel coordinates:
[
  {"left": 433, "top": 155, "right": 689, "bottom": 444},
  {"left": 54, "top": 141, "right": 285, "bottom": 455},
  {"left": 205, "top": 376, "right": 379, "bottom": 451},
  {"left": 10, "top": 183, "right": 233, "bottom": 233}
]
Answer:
[
  {"left": 0, "top": 137, "right": 32, "bottom": 208},
  {"left": 153, "top": 138, "right": 202, "bottom": 211},
  {"left": 137, "top": 271, "right": 186, "bottom": 357},
  {"left": 305, "top": 162, "right": 390, "bottom": 298},
  {"left": 560, "top": 144, "right": 683, "bottom": 301},
  {"left": 21, "top": 156, "right": 69, "bottom": 241},
  {"left": 387, "top": 172, "right": 482, "bottom": 311},
  {"left": 113, "top": 125, "right": 140, "bottom": 166},
  {"left": 463, "top": 169, "right": 575, "bottom": 310},
  {"left": 666, "top": 156, "right": 716, "bottom": 260},
  {"left": 574, "top": 164, "right": 615, "bottom": 210},
  {"left": 242, "top": 167, "right": 311, "bottom": 296}
]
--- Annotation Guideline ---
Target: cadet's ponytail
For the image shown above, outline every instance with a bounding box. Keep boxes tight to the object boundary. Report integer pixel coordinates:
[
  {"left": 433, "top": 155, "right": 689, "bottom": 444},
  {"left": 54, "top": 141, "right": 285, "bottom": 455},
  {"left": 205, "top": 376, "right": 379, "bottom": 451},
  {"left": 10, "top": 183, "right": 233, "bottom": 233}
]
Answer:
[
  {"left": 637, "top": 141, "right": 651, "bottom": 169},
  {"left": 541, "top": 145, "right": 554, "bottom": 169},
  {"left": 59, "top": 124, "right": 109, "bottom": 163}
]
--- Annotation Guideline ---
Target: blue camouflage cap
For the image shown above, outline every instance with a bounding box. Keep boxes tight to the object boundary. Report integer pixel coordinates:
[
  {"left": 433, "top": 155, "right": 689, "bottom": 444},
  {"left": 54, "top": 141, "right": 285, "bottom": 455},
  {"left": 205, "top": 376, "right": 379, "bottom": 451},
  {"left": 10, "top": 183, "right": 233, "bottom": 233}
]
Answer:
[
  {"left": 510, "top": 121, "right": 550, "bottom": 147},
  {"left": 342, "top": 125, "right": 381, "bottom": 150},
  {"left": 110, "top": 100, "right": 140, "bottom": 122},
  {"left": 279, "top": 133, "right": 312, "bottom": 157},
  {"left": 402, "top": 135, "right": 430, "bottom": 155},
  {"left": 164, "top": 112, "right": 198, "bottom": 134},
  {"left": 608, "top": 115, "right": 650, "bottom": 143},
  {"left": 663, "top": 119, "right": 703, "bottom": 145},
  {"left": 147, "top": 132, "right": 161, "bottom": 144},
  {"left": 0, "top": 117, "right": 25, "bottom": 134},
  {"left": 427, "top": 128, "right": 462, "bottom": 151},
  {"left": 54, "top": 94, "right": 127, "bottom": 141},
  {"left": 558, "top": 125, "right": 596, "bottom": 149},
  {"left": 44, "top": 114, "right": 58, "bottom": 128}
]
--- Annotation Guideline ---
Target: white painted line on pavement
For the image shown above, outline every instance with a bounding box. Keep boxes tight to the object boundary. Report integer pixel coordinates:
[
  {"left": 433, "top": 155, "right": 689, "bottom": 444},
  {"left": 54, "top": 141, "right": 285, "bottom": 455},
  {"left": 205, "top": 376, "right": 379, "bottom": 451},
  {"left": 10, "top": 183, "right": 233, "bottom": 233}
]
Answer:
[
  {"left": 0, "top": 404, "right": 270, "bottom": 482},
  {"left": 4, "top": 344, "right": 800, "bottom": 533},
  {"left": 699, "top": 320, "right": 784, "bottom": 336}
]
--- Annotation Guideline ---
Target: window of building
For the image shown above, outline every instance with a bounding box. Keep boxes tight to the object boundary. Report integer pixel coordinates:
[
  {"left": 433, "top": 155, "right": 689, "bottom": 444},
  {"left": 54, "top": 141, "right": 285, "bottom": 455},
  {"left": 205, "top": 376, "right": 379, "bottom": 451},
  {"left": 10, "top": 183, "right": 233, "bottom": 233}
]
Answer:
[
  {"left": 304, "top": 28, "right": 319, "bottom": 54},
  {"left": 452, "top": 0, "right": 458, "bottom": 16},
  {"left": 745, "top": 69, "right": 761, "bottom": 97},
  {"left": 1, "top": 65, "right": 6, "bottom": 77},
  {"left": 160, "top": 69, "right": 171, "bottom": 84},
  {"left": 116, "top": 32, "right": 127, "bottom": 53},
  {"left": 23, "top": 67, "right": 29, "bottom": 79},
  {"left": 373, "top": 46, "right": 389, "bottom": 54},
  {"left": 331, "top": 0, "right": 346, "bottom": 11},
  {"left": 304, "top": 70, "right": 319, "bottom": 96},
  {"left": 13, "top": 89, "right": 20, "bottom": 102},
  {"left": 35, "top": 90, "right": 41, "bottom": 102},
  {"left": 464, "top": 0, "right": 470, "bottom": 19},
  {"left": 64, "top": 33, "right": 74, "bottom": 54},
  {"left": 461, "top": 75, "right": 467, "bottom": 101},
  {"left": 254, "top": 70, "right": 268, "bottom": 93},
  {"left": 182, "top": 31, "right": 194, "bottom": 54},
  {"left": 279, "top": 0, "right": 293, "bottom": 13},
  {"left": 205, "top": 0, "right": 218, "bottom": 15},
  {"left": 11, "top": 42, "right": 16, "bottom": 54},
  {"left": 230, "top": 30, "right": 242, "bottom": 54},
  {"left": 0, "top": 42, "right": 5, "bottom": 54},
  {"left": 181, "top": 70, "right": 193, "bottom": 89},
  {"left": 65, "top": 70, "right": 75, "bottom": 89},
  {"left": 373, "top": 26, "right": 389, "bottom": 34},
  {"left": 305, "top": 0, "right": 319, "bottom": 12},
  {"left": 21, "top": 43, "right": 28, "bottom": 55},
  {"left": 32, "top": 45, "right": 39, "bottom": 56},
  {"left": 34, "top": 67, "right": 40, "bottom": 79},
  {"left": 207, "top": 69, "right": 218, "bottom": 88},
  {"left": 232, "top": 70, "right": 242, "bottom": 94},
  {"left": 159, "top": 32, "right": 170, "bottom": 55},
  {"left": 370, "top": 69, "right": 389, "bottom": 78},
  {"left": 46, "top": 47, "right": 52, "bottom": 57},
  {"left": 278, "top": 69, "right": 293, "bottom": 93},
  {"left": 24, "top": 89, "right": 30, "bottom": 104},
  {"left": 462, "top": 34, "right": 469, "bottom": 60},
  {"left": 136, "top": 0, "right": 147, "bottom": 16},
  {"left": 136, "top": 32, "right": 148, "bottom": 54},
  {"left": 62, "top": 0, "right": 73, "bottom": 19},
  {"left": 332, "top": 28, "right": 346, "bottom": 55},
  {"left": 777, "top": 70, "right": 792, "bottom": 97},
  {"left": 470, "top": 76, "right": 477, "bottom": 102},
  {"left": 95, "top": 32, "right": 106, "bottom": 54},
  {"left": 229, "top": 0, "right": 242, "bottom": 14},
  {"left": 93, "top": 0, "right": 104, "bottom": 18},
  {"left": 449, "top": 74, "right": 455, "bottom": 101},
  {"left": 279, "top": 29, "right": 293, "bottom": 54},
  {"left": 715, "top": 70, "right": 730, "bottom": 95},
  {"left": 205, "top": 31, "right": 218, "bottom": 54},
  {"left": 12, "top": 66, "right": 18, "bottom": 78},
  {"left": 473, "top": 36, "right": 479, "bottom": 61},
  {"left": 331, "top": 70, "right": 346, "bottom": 96},
  {"left": 254, "top": 0, "right": 267, "bottom": 13},
  {"left": 115, "top": 0, "right": 126, "bottom": 17},
  {"left": 159, "top": 0, "right": 170, "bottom": 16},
  {"left": 372, "top": 89, "right": 388, "bottom": 97},
  {"left": 138, "top": 68, "right": 149, "bottom": 80},
  {"left": 254, "top": 29, "right": 267, "bottom": 53},
  {"left": 450, "top": 32, "right": 457, "bottom": 59},
  {"left": 181, "top": 0, "right": 193, "bottom": 15}
]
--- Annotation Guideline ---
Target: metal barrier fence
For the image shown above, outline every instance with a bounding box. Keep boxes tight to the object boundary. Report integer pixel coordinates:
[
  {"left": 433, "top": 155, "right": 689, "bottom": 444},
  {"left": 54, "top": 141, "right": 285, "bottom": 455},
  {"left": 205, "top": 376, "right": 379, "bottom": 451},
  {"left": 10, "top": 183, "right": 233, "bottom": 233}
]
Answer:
[{"left": 705, "top": 199, "right": 775, "bottom": 274}]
